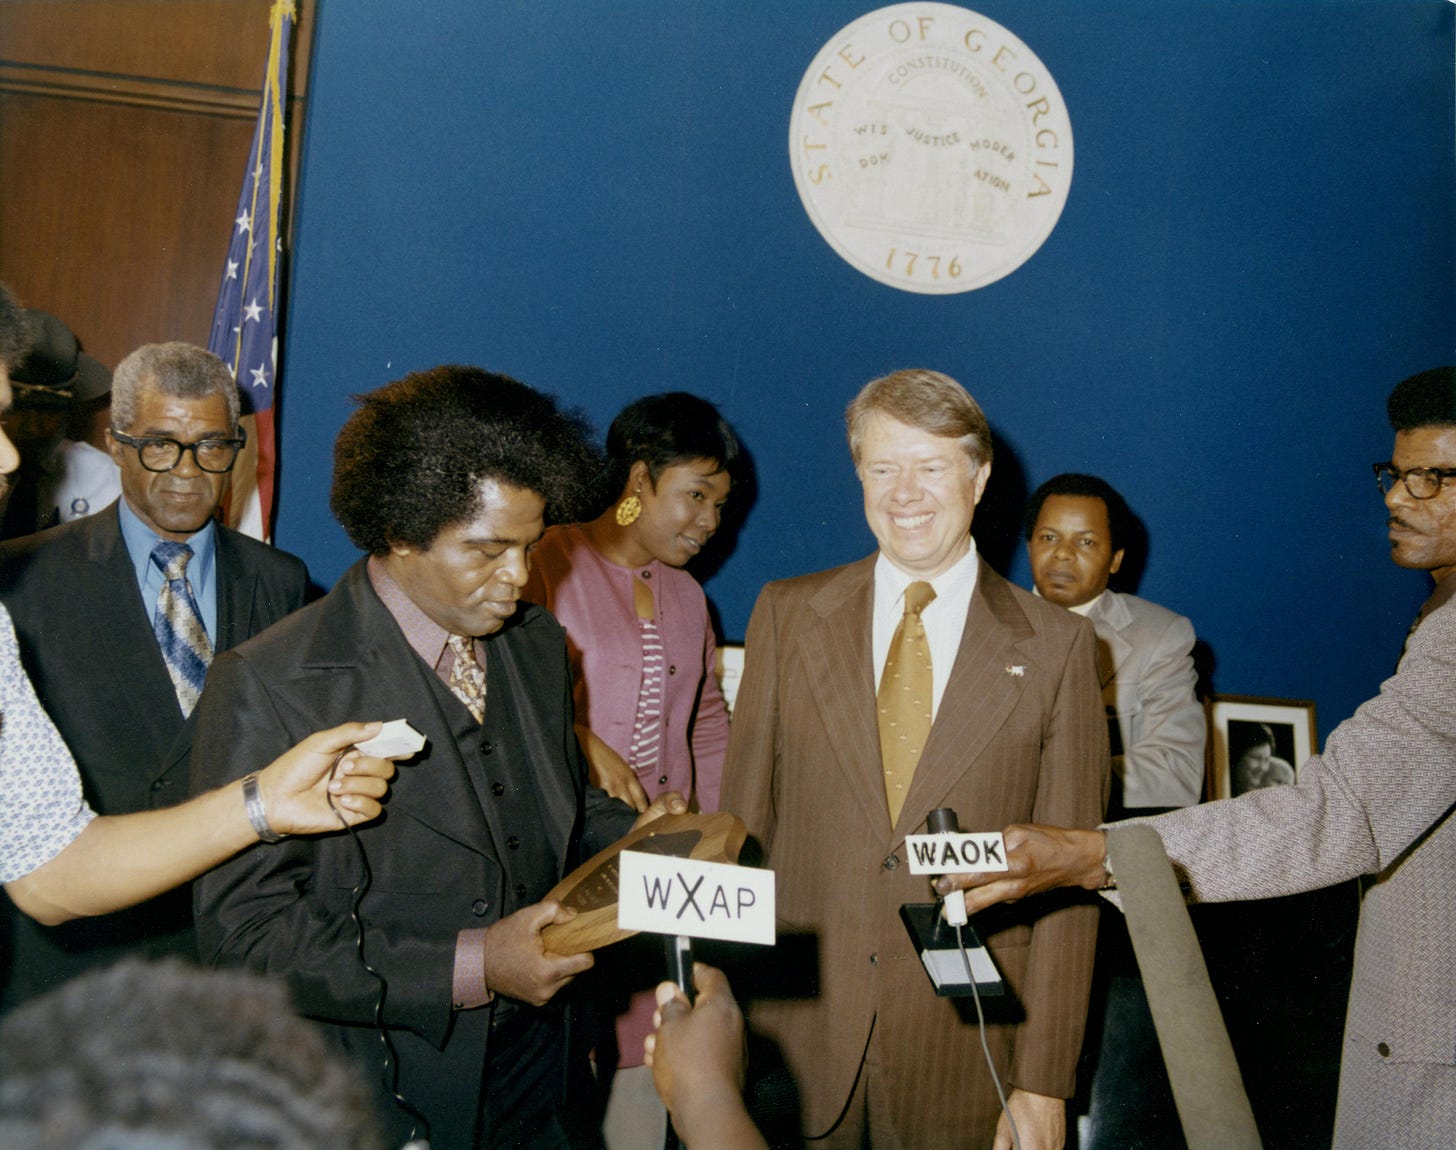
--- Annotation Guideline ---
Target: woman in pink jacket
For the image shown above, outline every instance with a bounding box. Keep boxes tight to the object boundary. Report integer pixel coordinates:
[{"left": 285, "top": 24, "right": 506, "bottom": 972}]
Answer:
[{"left": 523, "top": 392, "right": 740, "bottom": 1148}]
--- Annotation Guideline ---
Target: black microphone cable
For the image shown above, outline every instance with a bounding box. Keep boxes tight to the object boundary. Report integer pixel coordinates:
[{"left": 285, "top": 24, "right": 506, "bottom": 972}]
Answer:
[
  {"left": 927, "top": 808, "right": 1022, "bottom": 1150},
  {"left": 328, "top": 748, "right": 432, "bottom": 1149},
  {"left": 953, "top": 917, "right": 1021, "bottom": 1150}
]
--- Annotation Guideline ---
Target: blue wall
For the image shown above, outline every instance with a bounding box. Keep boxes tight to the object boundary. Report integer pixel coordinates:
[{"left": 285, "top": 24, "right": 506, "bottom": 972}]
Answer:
[{"left": 274, "top": 0, "right": 1455, "bottom": 736}]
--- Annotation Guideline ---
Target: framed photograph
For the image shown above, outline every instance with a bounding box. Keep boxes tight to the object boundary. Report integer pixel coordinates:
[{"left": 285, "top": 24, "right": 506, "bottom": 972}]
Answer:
[
  {"left": 1207, "top": 695, "right": 1318, "bottom": 801},
  {"left": 716, "top": 644, "right": 745, "bottom": 717}
]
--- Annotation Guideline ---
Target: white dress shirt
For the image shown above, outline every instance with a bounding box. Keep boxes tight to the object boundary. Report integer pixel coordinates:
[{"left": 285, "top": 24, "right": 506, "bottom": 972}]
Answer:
[{"left": 872, "top": 542, "right": 979, "bottom": 721}]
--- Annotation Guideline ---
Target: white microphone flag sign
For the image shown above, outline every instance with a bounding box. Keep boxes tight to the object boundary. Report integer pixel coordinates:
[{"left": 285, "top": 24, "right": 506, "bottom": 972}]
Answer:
[
  {"left": 352, "top": 719, "right": 426, "bottom": 759},
  {"left": 617, "top": 851, "right": 776, "bottom": 946},
  {"left": 904, "top": 831, "right": 1010, "bottom": 874}
]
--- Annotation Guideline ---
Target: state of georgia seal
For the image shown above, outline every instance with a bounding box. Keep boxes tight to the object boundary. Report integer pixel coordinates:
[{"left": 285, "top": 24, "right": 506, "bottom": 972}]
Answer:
[{"left": 789, "top": 3, "right": 1073, "bottom": 294}]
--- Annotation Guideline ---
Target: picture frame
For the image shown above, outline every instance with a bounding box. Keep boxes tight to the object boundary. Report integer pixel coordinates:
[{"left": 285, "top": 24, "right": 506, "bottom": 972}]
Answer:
[
  {"left": 1207, "top": 695, "right": 1318, "bottom": 801},
  {"left": 716, "top": 644, "right": 745, "bottom": 716}
]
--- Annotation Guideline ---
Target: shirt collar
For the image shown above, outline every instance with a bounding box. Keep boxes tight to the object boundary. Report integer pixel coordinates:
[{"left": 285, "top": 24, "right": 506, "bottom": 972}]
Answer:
[
  {"left": 1067, "top": 588, "right": 1106, "bottom": 617},
  {"left": 366, "top": 555, "right": 452, "bottom": 667},
  {"left": 117, "top": 496, "right": 217, "bottom": 586},
  {"left": 874, "top": 538, "right": 979, "bottom": 603},
  {"left": 1416, "top": 573, "right": 1456, "bottom": 629},
  {"left": 1030, "top": 584, "right": 1107, "bottom": 617}
]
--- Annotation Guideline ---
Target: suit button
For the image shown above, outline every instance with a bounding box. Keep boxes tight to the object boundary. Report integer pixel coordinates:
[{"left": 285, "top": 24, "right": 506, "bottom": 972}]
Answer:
[
  {"left": 1377, "top": 1042, "right": 1391, "bottom": 1058},
  {"left": 481, "top": 740, "right": 493, "bottom": 754},
  {"left": 658, "top": 776, "right": 668, "bottom": 786},
  {"left": 507, "top": 835, "right": 520, "bottom": 850},
  {"left": 668, "top": 664, "right": 677, "bottom": 676},
  {"left": 869, "top": 952, "right": 878, "bottom": 965},
  {"left": 491, "top": 783, "right": 505, "bottom": 797},
  {"left": 471, "top": 899, "right": 489, "bottom": 916},
  {"left": 883, "top": 854, "right": 899, "bottom": 871},
  {"left": 151, "top": 780, "right": 167, "bottom": 792},
  {"left": 514, "top": 883, "right": 528, "bottom": 901}
]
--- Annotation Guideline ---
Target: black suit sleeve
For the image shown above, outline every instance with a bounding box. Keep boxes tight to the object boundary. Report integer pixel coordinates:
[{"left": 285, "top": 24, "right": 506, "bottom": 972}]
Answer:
[{"left": 190, "top": 649, "right": 460, "bottom": 1048}]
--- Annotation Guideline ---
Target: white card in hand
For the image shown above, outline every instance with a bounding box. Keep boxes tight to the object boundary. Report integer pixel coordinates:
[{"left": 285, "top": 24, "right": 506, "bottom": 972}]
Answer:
[{"left": 353, "top": 719, "right": 426, "bottom": 759}]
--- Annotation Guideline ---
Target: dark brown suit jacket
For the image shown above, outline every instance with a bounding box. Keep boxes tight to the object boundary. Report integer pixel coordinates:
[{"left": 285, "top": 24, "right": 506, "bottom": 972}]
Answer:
[{"left": 722, "top": 556, "right": 1108, "bottom": 1146}]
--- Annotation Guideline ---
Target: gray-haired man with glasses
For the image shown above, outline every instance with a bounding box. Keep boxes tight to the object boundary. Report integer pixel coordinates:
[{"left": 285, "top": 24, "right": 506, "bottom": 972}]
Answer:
[
  {"left": 0, "top": 341, "right": 307, "bottom": 1011},
  {"left": 109, "top": 426, "right": 246, "bottom": 475}
]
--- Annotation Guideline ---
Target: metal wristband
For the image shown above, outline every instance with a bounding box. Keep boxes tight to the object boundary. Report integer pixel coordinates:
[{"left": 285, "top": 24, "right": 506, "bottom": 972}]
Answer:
[
  {"left": 241, "top": 772, "right": 287, "bottom": 844},
  {"left": 1098, "top": 836, "right": 1116, "bottom": 890}
]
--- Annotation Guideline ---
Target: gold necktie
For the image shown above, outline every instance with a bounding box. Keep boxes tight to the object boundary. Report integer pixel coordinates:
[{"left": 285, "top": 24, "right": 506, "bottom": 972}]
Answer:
[
  {"left": 878, "top": 581, "right": 936, "bottom": 825},
  {"left": 447, "top": 634, "right": 487, "bottom": 723}
]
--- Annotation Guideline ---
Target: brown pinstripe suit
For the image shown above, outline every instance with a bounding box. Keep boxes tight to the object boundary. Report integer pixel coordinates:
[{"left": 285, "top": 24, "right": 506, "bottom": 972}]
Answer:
[{"left": 722, "top": 556, "right": 1109, "bottom": 1146}]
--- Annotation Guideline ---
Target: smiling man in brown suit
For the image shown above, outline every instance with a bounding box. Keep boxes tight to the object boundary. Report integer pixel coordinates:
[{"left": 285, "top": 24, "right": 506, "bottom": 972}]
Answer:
[{"left": 722, "top": 369, "right": 1108, "bottom": 1150}]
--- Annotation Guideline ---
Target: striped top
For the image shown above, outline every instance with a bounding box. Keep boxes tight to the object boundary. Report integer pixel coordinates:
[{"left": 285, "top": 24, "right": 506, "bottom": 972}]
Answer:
[{"left": 627, "top": 616, "right": 665, "bottom": 779}]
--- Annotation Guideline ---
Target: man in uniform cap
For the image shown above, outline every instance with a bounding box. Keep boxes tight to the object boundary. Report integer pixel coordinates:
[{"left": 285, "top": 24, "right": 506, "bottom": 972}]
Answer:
[
  {"left": 0, "top": 312, "right": 121, "bottom": 533},
  {"left": 0, "top": 310, "right": 78, "bottom": 539},
  {"left": 41, "top": 347, "right": 120, "bottom": 525}
]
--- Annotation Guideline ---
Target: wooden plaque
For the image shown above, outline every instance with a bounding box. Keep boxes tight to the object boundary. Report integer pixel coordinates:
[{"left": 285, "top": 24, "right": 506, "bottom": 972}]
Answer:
[{"left": 541, "top": 811, "right": 748, "bottom": 955}]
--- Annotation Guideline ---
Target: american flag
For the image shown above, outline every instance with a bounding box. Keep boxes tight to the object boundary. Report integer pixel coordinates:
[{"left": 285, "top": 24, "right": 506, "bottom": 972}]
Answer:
[{"left": 207, "top": 0, "right": 294, "bottom": 541}]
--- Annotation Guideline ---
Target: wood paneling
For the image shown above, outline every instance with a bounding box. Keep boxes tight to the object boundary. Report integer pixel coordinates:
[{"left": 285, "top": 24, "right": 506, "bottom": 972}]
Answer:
[
  {"left": 0, "top": 0, "right": 312, "bottom": 93},
  {"left": 0, "top": 0, "right": 311, "bottom": 367}
]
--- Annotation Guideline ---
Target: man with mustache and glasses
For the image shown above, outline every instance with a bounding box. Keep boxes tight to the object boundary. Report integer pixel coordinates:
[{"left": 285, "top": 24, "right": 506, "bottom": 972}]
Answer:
[
  {"left": 191, "top": 366, "right": 685, "bottom": 1150},
  {"left": 0, "top": 337, "right": 308, "bottom": 1010},
  {"left": 942, "top": 366, "right": 1456, "bottom": 1148}
]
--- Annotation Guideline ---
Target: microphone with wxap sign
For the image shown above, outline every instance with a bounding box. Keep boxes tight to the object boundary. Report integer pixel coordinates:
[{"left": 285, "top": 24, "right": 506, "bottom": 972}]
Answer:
[
  {"left": 538, "top": 813, "right": 771, "bottom": 1150},
  {"left": 616, "top": 850, "right": 776, "bottom": 1002},
  {"left": 899, "top": 807, "right": 1008, "bottom": 997},
  {"left": 617, "top": 844, "right": 775, "bottom": 1150}
]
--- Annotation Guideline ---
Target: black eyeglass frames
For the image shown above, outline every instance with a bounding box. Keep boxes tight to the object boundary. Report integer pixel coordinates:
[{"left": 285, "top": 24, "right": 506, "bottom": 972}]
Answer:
[{"left": 111, "top": 428, "right": 247, "bottom": 474}]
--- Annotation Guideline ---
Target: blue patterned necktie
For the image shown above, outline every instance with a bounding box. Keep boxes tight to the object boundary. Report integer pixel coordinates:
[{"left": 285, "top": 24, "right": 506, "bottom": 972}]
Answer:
[{"left": 151, "top": 541, "right": 213, "bottom": 716}]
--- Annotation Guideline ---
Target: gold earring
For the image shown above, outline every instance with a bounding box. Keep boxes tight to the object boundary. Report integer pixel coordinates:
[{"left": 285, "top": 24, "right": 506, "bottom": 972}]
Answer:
[{"left": 615, "top": 490, "right": 642, "bottom": 527}]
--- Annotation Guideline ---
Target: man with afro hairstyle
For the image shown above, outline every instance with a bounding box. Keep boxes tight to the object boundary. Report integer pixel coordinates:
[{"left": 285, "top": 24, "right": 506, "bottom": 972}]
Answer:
[{"left": 192, "top": 365, "right": 684, "bottom": 1150}]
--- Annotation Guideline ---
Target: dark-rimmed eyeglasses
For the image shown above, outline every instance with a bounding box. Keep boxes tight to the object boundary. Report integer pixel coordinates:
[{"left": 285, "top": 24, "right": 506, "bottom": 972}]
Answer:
[
  {"left": 1372, "top": 462, "right": 1456, "bottom": 500},
  {"left": 111, "top": 428, "right": 247, "bottom": 474}
]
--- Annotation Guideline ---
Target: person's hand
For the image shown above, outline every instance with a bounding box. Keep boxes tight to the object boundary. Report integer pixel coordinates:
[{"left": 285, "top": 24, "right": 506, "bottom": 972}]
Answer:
[
  {"left": 632, "top": 788, "right": 689, "bottom": 830},
  {"left": 994, "top": 1089, "right": 1066, "bottom": 1150},
  {"left": 644, "top": 964, "right": 765, "bottom": 1150},
  {"left": 934, "top": 825, "right": 1108, "bottom": 916},
  {"left": 579, "top": 725, "right": 649, "bottom": 812},
  {"left": 256, "top": 722, "right": 398, "bottom": 836},
  {"left": 481, "top": 900, "right": 594, "bottom": 1006},
  {"left": 644, "top": 964, "right": 746, "bottom": 1099}
]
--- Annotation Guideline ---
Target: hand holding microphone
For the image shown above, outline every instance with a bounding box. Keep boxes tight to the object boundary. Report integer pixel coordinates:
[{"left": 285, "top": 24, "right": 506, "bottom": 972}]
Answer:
[
  {"left": 926, "top": 807, "right": 969, "bottom": 926},
  {"left": 901, "top": 809, "right": 1009, "bottom": 997}
]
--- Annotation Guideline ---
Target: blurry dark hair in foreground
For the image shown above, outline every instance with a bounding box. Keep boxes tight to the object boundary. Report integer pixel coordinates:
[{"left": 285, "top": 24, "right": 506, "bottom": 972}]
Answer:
[{"left": 0, "top": 957, "right": 386, "bottom": 1150}]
